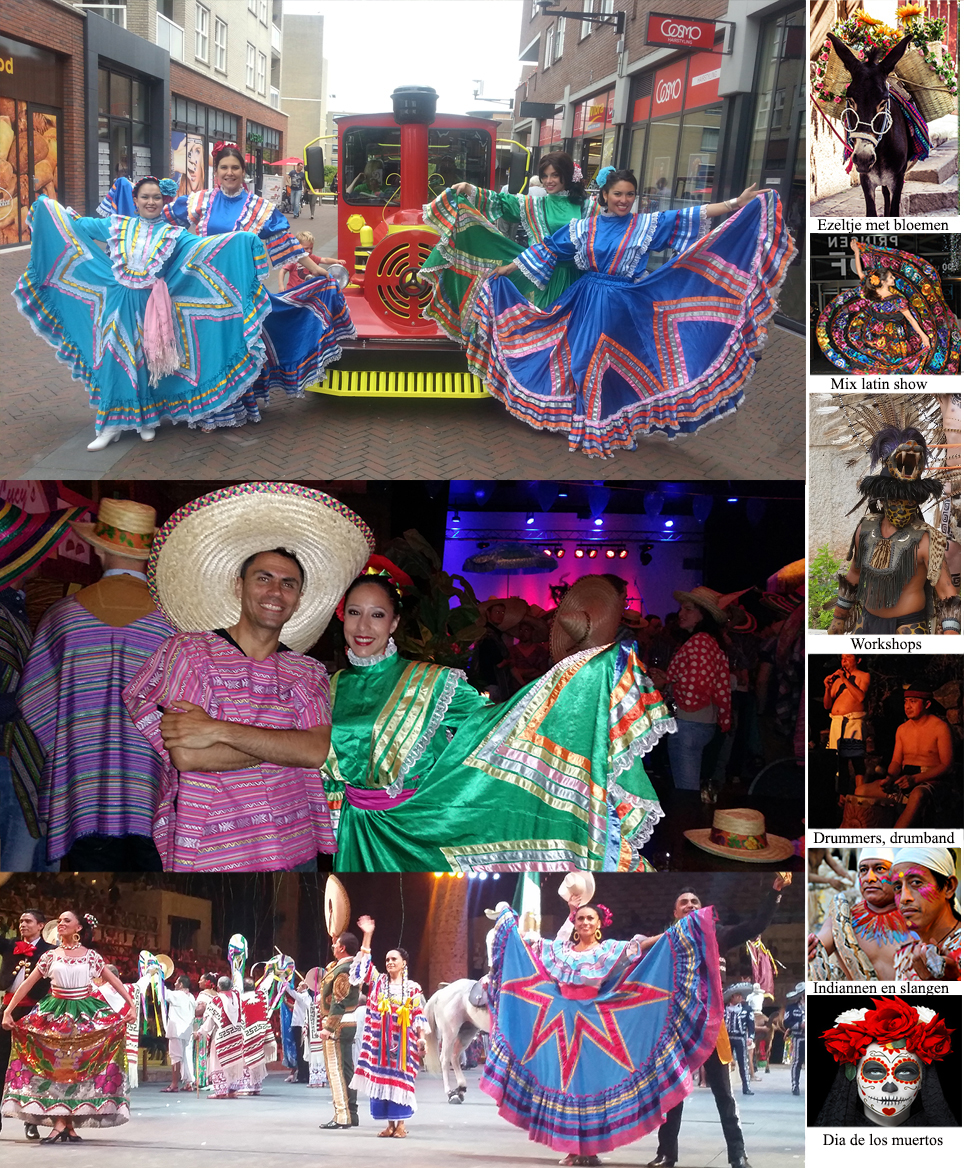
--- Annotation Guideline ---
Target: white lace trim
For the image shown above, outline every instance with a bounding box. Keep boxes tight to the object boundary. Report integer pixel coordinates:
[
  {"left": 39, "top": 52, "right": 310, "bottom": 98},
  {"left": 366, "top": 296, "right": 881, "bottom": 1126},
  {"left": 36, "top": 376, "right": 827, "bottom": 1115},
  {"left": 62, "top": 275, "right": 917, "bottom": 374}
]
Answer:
[
  {"left": 393, "top": 667, "right": 467, "bottom": 792},
  {"left": 347, "top": 638, "right": 398, "bottom": 667}
]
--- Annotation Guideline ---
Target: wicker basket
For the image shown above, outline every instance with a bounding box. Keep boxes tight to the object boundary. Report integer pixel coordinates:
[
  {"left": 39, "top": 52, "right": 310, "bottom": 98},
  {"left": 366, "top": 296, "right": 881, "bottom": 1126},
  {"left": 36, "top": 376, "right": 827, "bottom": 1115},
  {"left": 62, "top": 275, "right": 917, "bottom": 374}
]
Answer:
[
  {"left": 814, "top": 41, "right": 852, "bottom": 121},
  {"left": 895, "top": 43, "right": 958, "bottom": 120}
]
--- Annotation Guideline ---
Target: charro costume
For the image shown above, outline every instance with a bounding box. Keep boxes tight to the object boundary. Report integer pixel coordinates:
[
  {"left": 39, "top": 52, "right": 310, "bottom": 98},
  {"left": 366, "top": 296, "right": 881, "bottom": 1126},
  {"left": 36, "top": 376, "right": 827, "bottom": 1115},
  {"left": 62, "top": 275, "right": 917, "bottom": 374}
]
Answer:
[
  {"left": 318, "top": 955, "right": 361, "bottom": 1127},
  {"left": 825, "top": 408, "right": 960, "bottom": 635}
]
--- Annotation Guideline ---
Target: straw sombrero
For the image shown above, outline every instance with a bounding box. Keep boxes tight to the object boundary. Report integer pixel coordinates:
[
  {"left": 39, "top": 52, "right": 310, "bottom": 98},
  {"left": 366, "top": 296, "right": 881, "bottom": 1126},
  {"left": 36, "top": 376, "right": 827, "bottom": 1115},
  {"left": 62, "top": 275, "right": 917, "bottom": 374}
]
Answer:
[
  {"left": 325, "top": 875, "right": 351, "bottom": 939},
  {"left": 672, "top": 585, "right": 727, "bottom": 625},
  {"left": 786, "top": 982, "right": 805, "bottom": 1003},
  {"left": 684, "top": 808, "right": 794, "bottom": 864},
  {"left": 148, "top": 483, "right": 374, "bottom": 654},
  {"left": 550, "top": 576, "right": 622, "bottom": 663},
  {"left": 0, "top": 499, "right": 85, "bottom": 587},
  {"left": 70, "top": 498, "right": 158, "bottom": 561},
  {"left": 504, "top": 607, "right": 550, "bottom": 642}
]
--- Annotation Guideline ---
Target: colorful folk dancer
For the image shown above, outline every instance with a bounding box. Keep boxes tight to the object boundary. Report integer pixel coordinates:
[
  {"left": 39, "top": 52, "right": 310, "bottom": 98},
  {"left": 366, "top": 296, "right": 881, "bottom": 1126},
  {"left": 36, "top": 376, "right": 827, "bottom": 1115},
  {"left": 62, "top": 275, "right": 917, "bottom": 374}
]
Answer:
[
  {"left": 472, "top": 174, "right": 794, "bottom": 456},
  {"left": 15, "top": 182, "right": 273, "bottom": 449},
  {"left": 163, "top": 976, "right": 197, "bottom": 1092},
  {"left": 350, "top": 916, "right": 427, "bottom": 1138},
  {"left": 817, "top": 240, "right": 960, "bottom": 375},
  {"left": 199, "top": 977, "right": 246, "bottom": 1099},
  {"left": 1, "top": 911, "right": 133, "bottom": 1141},
  {"left": 483, "top": 898, "right": 721, "bottom": 1167}
]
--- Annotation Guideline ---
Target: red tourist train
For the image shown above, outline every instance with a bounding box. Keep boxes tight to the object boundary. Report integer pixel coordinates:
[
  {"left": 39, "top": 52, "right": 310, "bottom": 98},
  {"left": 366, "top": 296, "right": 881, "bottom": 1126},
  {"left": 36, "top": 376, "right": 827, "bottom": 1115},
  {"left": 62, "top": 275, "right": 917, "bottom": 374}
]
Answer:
[{"left": 304, "top": 86, "right": 502, "bottom": 400}]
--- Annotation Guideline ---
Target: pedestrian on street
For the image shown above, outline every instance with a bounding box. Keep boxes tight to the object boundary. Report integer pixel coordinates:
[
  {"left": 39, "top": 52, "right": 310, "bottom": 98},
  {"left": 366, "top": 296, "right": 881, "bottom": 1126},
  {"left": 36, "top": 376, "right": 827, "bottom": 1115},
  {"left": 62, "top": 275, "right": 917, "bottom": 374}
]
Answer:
[{"left": 288, "top": 162, "right": 305, "bottom": 217}]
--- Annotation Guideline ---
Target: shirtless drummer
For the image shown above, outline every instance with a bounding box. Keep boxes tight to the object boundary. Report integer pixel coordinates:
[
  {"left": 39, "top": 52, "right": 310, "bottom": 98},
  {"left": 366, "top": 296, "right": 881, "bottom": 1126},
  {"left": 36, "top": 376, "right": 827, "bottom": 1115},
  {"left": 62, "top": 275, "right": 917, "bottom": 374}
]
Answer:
[{"left": 854, "top": 688, "right": 954, "bottom": 827}]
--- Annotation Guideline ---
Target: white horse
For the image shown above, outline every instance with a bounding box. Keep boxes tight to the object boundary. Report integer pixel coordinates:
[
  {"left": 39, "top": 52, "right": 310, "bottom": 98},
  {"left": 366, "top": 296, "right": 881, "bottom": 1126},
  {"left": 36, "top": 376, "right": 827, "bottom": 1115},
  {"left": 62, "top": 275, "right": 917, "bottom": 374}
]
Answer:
[{"left": 422, "top": 978, "right": 491, "bottom": 1102}]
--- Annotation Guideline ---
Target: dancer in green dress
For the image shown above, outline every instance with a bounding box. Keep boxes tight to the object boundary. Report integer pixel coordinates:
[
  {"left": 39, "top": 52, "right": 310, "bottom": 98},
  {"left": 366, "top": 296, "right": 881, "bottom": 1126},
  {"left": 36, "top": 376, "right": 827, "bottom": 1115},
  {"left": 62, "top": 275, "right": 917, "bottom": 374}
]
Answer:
[
  {"left": 420, "top": 152, "right": 593, "bottom": 341},
  {"left": 324, "top": 574, "right": 670, "bottom": 872}
]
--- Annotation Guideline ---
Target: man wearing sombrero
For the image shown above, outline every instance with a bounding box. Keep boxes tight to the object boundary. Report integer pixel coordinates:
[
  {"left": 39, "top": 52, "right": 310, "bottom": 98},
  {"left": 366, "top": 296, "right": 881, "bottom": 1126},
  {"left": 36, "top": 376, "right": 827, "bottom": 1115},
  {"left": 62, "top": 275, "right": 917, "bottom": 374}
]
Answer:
[
  {"left": 783, "top": 983, "right": 805, "bottom": 1096},
  {"left": 123, "top": 483, "right": 373, "bottom": 872},
  {"left": 16, "top": 499, "right": 176, "bottom": 870},
  {"left": 723, "top": 982, "right": 755, "bottom": 1096}
]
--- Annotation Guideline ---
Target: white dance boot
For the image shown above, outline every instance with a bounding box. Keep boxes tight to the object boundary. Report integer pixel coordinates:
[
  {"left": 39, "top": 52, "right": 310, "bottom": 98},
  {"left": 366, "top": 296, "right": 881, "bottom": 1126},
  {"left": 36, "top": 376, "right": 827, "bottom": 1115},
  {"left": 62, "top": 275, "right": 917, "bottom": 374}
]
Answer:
[
  {"left": 87, "top": 428, "right": 121, "bottom": 451},
  {"left": 138, "top": 427, "right": 157, "bottom": 442}
]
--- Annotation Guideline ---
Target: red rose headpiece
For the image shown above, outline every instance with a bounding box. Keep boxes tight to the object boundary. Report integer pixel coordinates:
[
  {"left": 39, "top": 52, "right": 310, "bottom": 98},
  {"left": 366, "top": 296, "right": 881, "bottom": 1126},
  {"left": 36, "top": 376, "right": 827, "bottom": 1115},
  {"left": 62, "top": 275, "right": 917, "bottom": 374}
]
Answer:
[
  {"left": 821, "top": 997, "right": 954, "bottom": 1067},
  {"left": 335, "top": 555, "right": 413, "bottom": 621},
  {"left": 213, "top": 141, "right": 240, "bottom": 158}
]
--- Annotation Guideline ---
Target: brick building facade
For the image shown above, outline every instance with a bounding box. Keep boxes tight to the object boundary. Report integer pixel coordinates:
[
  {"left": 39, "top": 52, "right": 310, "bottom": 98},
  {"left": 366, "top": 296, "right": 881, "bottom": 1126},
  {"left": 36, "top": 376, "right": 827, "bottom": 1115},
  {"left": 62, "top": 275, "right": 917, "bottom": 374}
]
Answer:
[
  {"left": 511, "top": 1, "right": 807, "bottom": 329},
  {"left": 0, "top": 0, "right": 86, "bottom": 244}
]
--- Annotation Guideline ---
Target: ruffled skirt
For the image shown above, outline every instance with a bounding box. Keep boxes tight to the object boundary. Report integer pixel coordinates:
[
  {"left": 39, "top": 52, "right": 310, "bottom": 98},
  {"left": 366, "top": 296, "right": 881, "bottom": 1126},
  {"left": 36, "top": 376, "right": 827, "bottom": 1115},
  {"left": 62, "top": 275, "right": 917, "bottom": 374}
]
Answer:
[
  {"left": 1, "top": 995, "right": 129, "bottom": 1128},
  {"left": 468, "top": 191, "right": 794, "bottom": 457}
]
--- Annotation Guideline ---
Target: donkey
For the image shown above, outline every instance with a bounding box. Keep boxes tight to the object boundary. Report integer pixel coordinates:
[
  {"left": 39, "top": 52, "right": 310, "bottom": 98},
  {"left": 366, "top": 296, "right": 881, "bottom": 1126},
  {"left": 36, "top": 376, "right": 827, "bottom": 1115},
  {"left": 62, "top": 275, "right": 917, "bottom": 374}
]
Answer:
[
  {"left": 422, "top": 978, "right": 492, "bottom": 1102},
  {"left": 828, "top": 33, "right": 914, "bottom": 217}
]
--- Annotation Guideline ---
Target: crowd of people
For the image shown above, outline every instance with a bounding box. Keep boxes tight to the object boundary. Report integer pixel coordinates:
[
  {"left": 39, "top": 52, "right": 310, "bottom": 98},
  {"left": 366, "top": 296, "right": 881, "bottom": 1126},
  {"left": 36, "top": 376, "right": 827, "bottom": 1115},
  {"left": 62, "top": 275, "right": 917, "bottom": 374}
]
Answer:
[
  {"left": 12, "top": 146, "right": 795, "bottom": 459},
  {"left": 0, "top": 483, "right": 804, "bottom": 874},
  {"left": 1, "top": 873, "right": 804, "bottom": 1160}
]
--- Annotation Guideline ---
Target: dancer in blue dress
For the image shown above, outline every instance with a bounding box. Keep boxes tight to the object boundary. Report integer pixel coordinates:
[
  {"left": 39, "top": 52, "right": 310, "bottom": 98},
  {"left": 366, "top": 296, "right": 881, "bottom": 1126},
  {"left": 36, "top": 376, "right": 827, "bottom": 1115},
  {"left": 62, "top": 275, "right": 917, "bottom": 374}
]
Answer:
[
  {"left": 14, "top": 177, "right": 272, "bottom": 449},
  {"left": 164, "top": 143, "right": 354, "bottom": 415},
  {"left": 471, "top": 169, "right": 794, "bottom": 458}
]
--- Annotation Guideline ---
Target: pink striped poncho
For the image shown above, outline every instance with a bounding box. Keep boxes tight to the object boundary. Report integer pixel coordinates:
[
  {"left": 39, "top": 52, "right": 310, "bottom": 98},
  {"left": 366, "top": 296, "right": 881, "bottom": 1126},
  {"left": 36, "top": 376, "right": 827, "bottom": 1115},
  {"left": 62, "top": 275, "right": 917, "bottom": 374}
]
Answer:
[{"left": 123, "top": 630, "right": 333, "bottom": 871}]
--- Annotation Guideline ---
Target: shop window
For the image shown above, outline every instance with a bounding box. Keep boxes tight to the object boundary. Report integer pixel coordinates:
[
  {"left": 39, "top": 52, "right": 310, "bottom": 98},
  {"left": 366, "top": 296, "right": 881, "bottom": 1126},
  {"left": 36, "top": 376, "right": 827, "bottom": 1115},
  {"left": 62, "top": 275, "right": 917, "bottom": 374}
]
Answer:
[
  {"left": 110, "top": 72, "right": 131, "bottom": 119},
  {"left": 195, "top": 3, "right": 209, "bottom": 64},
  {"left": 98, "top": 65, "right": 151, "bottom": 198}
]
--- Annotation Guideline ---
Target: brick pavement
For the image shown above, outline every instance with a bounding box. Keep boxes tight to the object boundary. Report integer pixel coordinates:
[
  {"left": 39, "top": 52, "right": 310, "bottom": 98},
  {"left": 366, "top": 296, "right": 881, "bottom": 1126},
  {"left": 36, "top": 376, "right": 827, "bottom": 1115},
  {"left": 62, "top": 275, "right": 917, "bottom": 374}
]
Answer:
[{"left": 0, "top": 229, "right": 805, "bottom": 482}]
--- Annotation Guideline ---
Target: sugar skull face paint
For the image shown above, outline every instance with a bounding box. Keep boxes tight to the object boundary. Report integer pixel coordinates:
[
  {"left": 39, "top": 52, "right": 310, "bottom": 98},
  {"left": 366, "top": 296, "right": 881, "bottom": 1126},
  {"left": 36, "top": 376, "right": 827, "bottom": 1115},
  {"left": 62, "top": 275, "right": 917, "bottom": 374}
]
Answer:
[{"left": 857, "top": 1043, "right": 922, "bottom": 1125}]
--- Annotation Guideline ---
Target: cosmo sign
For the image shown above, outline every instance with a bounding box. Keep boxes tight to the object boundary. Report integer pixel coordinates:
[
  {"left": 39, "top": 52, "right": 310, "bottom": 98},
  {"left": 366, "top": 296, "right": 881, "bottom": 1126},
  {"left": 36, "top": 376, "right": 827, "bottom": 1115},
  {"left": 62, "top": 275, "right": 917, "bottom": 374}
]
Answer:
[{"left": 645, "top": 13, "right": 716, "bottom": 51}]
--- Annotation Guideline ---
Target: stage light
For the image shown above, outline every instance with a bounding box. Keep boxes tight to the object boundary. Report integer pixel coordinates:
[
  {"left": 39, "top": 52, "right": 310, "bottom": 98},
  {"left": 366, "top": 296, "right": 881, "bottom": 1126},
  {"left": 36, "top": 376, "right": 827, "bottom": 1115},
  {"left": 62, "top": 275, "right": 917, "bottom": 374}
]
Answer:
[
  {"left": 594, "top": 517, "right": 603, "bottom": 526},
  {"left": 727, "top": 497, "right": 738, "bottom": 503},
  {"left": 479, "top": 873, "right": 488, "bottom": 880},
  {"left": 492, "top": 874, "right": 500, "bottom": 880},
  {"left": 477, "top": 541, "right": 490, "bottom": 549},
  {"left": 455, "top": 872, "right": 465, "bottom": 879},
  {"left": 575, "top": 548, "right": 585, "bottom": 558},
  {"left": 639, "top": 542, "right": 653, "bottom": 566},
  {"left": 605, "top": 548, "right": 616, "bottom": 558},
  {"left": 453, "top": 511, "right": 461, "bottom": 524},
  {"left": 434, "top": 872, "right": 443, "bottom": 878},
  {"left": 555, "top": 547, "right": 565, "bottom": 558},
  {"left": 588, "top": 548, "right": 598, "bottom": 559},
  {"left": 526, "top": 512, "right": 535, "bottom": 525},
  {"left": 618, "top": 548, "right": 628, "bottom": 559},
  {"left": 467, "top": 872, "right": 477, "bottom": 879},
  {"left": 664, "top": 520, "right": 674, "bottom": 528}
]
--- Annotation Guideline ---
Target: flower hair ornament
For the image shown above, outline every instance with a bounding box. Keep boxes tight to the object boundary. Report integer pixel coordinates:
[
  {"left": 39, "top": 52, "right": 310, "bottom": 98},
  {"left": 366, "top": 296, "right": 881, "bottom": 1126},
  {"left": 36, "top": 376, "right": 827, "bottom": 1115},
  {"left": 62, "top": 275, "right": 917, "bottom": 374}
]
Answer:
[
  {"left": 819, "top": 998, "right": 955, "bottom": 1127},
  {"left": 213, "top": 140, "right": 240, "bottom": 157},
  {"left": 869, "top": 273, "right": 881, "bottom": 286},
  {"left": 572, "top": 163, "right": 584, "bottom": 182},
  {"left": 84, "top": 914, "right": 99, "bottom": 928},
  {"left": 335, "top": 554, "right": 413, "bottom": 621},
  {"left": 595, "top": 904, "right": 614, "bottom": 928}
]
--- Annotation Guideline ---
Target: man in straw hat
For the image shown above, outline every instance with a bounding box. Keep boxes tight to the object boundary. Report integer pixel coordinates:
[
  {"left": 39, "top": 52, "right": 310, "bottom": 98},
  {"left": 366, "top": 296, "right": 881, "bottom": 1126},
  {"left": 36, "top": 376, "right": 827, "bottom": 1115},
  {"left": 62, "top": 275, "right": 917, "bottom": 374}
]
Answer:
[
  {"left": 123, "top": 482, "right": 373, "bottom": 872},
  {"left": 852, "top": 686, "right": 954, "bottom": 827},
  {"left": 648, "top": 874, "right": 788, "bottom": 1168},
  {"left": 549, "top": 575, "right": 624, "bottom": 663},
  {"left": 16, "top": 498, "right": 175, "bottom": 870},
  {"left": 1, "top": 499, "right": 82, "bottom": 871},
  {"left": 318, "top": 930, "right": 362, "bottom": 1129},
  {"left": 808, "top": 847, "right": 914, "bottom": 981},
  {"left": 889, "top": 846, "right": 960, "bottom": 981}
]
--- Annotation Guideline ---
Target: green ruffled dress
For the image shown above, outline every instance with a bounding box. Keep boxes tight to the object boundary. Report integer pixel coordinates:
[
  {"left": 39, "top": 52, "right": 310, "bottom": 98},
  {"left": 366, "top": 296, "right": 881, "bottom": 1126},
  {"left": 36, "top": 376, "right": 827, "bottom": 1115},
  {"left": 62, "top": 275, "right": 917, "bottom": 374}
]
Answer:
[
  {"left": 325, "top": 641, "right": 670, "bottom": 872},
  {"left": 420, "top": 186, "right": 592, "bottom": 341}
]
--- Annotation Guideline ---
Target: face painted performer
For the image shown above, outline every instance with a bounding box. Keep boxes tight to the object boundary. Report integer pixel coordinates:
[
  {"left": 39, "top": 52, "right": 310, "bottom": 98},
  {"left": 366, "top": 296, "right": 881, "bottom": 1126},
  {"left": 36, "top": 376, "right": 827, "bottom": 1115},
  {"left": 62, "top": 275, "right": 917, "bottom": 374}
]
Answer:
[
  {"left": 817, "top": 998, "right": 956, "bottom": 1126},
  {"left": 827, "top": 407, "right": 960, "bottom": 635},
  {"left": 889, "top": 847, "right": 960, "bottom": 981},
  {"left": 809, "top": 847, "right": 915, "bottom": 981}
]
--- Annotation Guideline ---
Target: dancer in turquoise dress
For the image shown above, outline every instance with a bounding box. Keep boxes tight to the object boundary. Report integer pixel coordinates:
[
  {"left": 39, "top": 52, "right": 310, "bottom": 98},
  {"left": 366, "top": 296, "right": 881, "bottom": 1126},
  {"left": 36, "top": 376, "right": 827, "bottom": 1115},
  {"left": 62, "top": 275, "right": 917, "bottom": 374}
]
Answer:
[
  {"left": 14, "top": 177, "right": 272, "bottom": 449},
  {"left": 164, "top": 143, "right": 354, "bottom": 411},
  {"left": 471, "top": 170, "right": 794, "bottom": 457}
]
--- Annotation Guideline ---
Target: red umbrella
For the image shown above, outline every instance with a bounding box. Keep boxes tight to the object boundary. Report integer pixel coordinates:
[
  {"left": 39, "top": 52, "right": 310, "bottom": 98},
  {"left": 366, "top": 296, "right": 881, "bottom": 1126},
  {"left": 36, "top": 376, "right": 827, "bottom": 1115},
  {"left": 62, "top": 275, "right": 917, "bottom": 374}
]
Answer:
[{"left": 265, "top": 156, "right": 304, "bottom": 166}]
